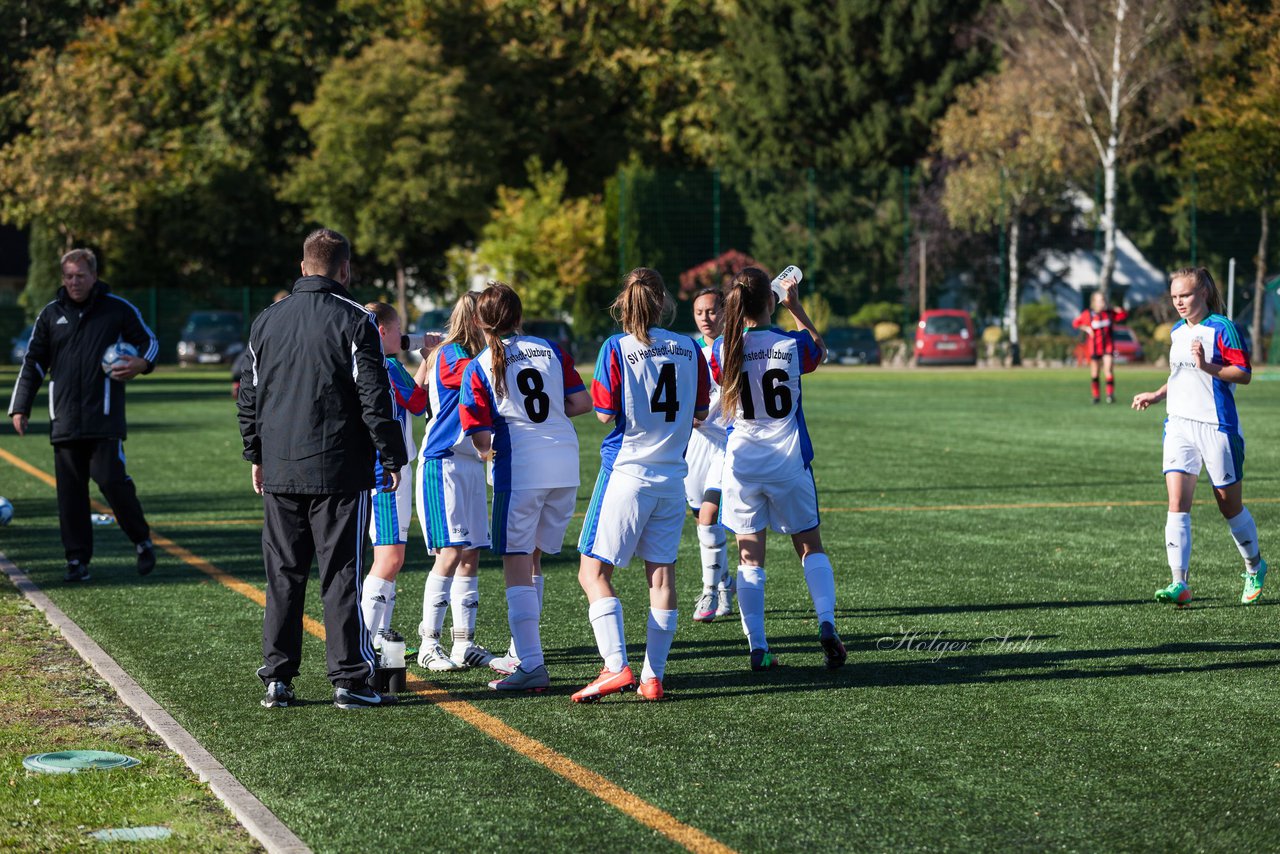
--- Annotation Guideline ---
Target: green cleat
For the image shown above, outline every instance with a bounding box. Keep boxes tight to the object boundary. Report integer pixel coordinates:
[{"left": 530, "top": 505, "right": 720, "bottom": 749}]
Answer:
[
  {"left": 1241, "top": 559, "right": 1268, "bottom": 604},
  {"left": 1154, "top": 581, "right": 1192, "bottom": 608}
]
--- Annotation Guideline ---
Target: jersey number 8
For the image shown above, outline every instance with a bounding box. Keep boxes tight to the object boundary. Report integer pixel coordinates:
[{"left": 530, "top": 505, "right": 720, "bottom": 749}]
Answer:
[
  {"left": 516, "top": 368, "right": 550, "bottom": 423},
  {"left": 740, "top": 369, "right": 792, "bottom": 419}
]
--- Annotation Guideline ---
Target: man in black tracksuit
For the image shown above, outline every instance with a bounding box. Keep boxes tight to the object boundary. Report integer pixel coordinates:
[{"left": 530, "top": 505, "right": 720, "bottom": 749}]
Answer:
[
  {"left": 237, "top": 228, "right": 407, "bottom": 710},
  {"left": 7, "top": 248, "right": 159, "bottom": 582}
]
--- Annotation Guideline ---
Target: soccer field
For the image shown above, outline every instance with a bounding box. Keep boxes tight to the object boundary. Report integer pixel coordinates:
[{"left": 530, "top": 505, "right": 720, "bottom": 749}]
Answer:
[{"left": 3, "top": 365, "right": 1279, "bottom": 851}]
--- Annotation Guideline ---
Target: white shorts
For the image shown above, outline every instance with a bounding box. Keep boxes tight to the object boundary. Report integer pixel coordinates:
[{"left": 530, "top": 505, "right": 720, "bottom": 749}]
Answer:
[
  {"left": 417, "top": 454, "right": 490, "bottom": 550},
  {"left": 579, "top": 469, "right": 686, "bottom": 567},
  {"left": 1163, "top": 415, "right": 1244, "bottom": 488},
  {"left": 369, "top": 464, "right": 413, "bottom": 546},
  {"left": 684, "top": 430, "right": 726, "bottom": 510},
  {"left": 492, "top": 485, "right": 577, "bottom": 556},
  {"left": 720, "top": 465, "right": 820, "bottom": 535}
]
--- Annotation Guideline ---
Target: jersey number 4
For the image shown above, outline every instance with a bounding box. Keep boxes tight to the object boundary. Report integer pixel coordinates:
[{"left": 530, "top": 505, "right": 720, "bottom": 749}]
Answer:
[
  {"left": 649, "top": 363, "right": 679, "bottom": 423},
  {"left": 740, "top": 369, "right": 792, "bottom": 419}
]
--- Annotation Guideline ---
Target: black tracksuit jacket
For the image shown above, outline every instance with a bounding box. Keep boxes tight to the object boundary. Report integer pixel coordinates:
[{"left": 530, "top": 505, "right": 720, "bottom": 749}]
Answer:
[
  {"left": 237, "top": 275, "right": 405, "bottom": 494},
  {"left": 7, "top": 282, "right": 159, "bottom": 443}
]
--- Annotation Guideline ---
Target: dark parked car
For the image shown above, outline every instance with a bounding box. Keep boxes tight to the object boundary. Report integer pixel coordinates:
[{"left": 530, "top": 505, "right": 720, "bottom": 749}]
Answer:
[
  {"left": 177, "top": 311, "right": 244, "bottom": 366},
  {"left": 823, "top": 325, "right": 881, "bottom": 365},
  {"left": 10, "top": 323, "right": 33, "bottom": 364}
]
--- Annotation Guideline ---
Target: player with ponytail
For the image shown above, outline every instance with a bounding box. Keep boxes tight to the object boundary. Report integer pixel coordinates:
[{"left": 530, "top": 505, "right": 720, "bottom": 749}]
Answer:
[
  {"left": 414, "top": 292, "right": 499, "bottom": 671},
  {"left": 573, "top": 268, "right": 709, "bottom": 702},
  {"left": 710, "top": 266, "right": 847, "bottom": 672},
  {"left": 459, "top": 282, "right": 592, "bottom": 692}
]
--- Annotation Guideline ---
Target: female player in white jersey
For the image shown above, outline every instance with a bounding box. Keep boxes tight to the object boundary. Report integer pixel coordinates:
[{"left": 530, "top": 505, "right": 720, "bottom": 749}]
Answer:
[
  {"left": 573, "top": 268, "right": 710, "bottom": 702},
  {"left": 415, "top": 292, "right": 499, "bottom": 671},
  {"left": 359, "top": 303, "right": 430, "bottom": 653},
  {"left": 711, "top": 267, "right": 846, "bottom": 671},
  {"left": 1132, "top": 267, "right": 1266, "bottom": 607},
  {"left": 459, "top": 282, "right": 592, "bottom": 692},
  {"left": 684, "top": 287, "right": 735, "bottom": 624}
]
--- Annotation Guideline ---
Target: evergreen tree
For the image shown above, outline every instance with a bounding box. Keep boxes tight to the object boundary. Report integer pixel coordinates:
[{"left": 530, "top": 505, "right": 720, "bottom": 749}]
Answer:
[{"left": 713, "top": 0, "right": 994, "bottom": 310}]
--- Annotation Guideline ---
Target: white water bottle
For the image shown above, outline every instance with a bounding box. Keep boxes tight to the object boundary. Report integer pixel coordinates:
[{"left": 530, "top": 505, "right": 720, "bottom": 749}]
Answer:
[{"left": 771, "top": 265, "right": 803, "bottom": 301}]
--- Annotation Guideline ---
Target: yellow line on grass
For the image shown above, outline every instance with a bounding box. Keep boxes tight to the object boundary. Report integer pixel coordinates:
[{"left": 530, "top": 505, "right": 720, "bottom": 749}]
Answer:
[{"left": 0, "top": 445, "right": 734, "bottom": 854}]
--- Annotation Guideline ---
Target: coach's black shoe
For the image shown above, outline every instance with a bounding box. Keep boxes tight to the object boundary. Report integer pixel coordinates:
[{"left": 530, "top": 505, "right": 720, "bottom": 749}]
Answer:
[
  {"left": 333, "top": 684, "right": 397, "bottom": 710},
  {"left": 63, "top": 560, "right": 90, "bottom": 583},
  {"left": 261, "top": 680, "right": 295, "bottom": 708},
  {"left": 819, "top": 621, "right": 847, "bottom": 670},
  {"left": 136, "top": 539, "right": 156, "bottom": 576}
]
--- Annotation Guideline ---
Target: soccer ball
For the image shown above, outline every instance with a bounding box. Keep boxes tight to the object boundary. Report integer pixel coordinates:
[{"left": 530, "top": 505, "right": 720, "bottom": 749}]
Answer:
[
  {"left": 0, "top": 497, "right": 13, "bottom": 526},
  {"left": 101, "top": 341, "right": 139, "bottom": 375}
]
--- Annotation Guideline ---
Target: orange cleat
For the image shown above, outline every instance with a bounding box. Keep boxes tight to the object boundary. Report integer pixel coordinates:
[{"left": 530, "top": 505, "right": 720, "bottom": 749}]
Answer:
[
  {"left": 637, "top": 678, "right": 664, "bottom": 701},
  {"left": 571, "top": 665, "right": 635, "bottom": 703}
]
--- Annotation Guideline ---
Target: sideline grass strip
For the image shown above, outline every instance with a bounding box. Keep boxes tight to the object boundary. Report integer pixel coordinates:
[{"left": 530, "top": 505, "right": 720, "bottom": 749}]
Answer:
[
  {"left": 0, "top": 447, "right": 735, "bottom": 854},
  {"left": 0, "top": 562, "right": 259, "bottom": 852}
]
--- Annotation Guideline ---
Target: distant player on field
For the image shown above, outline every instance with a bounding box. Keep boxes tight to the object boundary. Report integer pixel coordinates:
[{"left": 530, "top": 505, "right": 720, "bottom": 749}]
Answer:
[
  {"left": 684, "top": 287, "right": 735, "bottom": 624},
  {"left": 573, "top": 268, "right": 710, "bottom": 703},
  {"left": 1132, "top": 267, "right": 1266, "bottom": 607},
  {"left": 711, "top": 267, "right": 846, "bottom": 671},
  {"left": 460, "top": 282, "right": 592, "bottom": 693},
  {"left": 359, "top": 303, "right": 430, "bottom": 657},
  {"left": 1073, "top": 291, "right": 1128, "bottom": 404},
  {"left": 415, "top": 292, "right": 498, "bottom": 672}
]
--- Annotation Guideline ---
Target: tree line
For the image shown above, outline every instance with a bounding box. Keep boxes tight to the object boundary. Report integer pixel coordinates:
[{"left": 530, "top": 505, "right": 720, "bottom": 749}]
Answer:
[{"left": 2, "top": 0, "right": 1276, "bottom": 354}]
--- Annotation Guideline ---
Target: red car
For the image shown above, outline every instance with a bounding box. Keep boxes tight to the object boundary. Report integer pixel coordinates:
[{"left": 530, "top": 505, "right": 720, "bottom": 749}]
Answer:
[
  {"left": 915, "top": 309, "right": 977, "bottom": 366},
  {"left": 1073, "top": 326, "right": 1144, "bottom": 366}
]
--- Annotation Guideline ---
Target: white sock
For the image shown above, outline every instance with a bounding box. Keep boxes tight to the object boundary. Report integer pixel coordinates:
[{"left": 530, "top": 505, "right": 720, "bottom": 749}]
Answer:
[
  {"left": 451, "top": 575, "right": 480, "bottom": 637},
  {"left": 588, "top": 597, "right": 628, "bottom": 672},
  {"left": 802, "top": 552, "right": 837, "bottom": 625},
  {"left": 380, "top": 579, "right": 397, "bottom": 633},
  {"left": 506, "top": 585, "right": 543, "bottom": 670},
  {"left": 641, "top": 608, "right": 677, "bottom": 682},
  {"left": 422, "top": 572, "right": 451, "bottom": 639},
  {"left": 1166, "top": 512, "right": 1191, "bottom": 585},
  {"left": 697, "top": 524, "right": 727, "bottom": 590},
  {"left": 511, "top": 574, "right": 545, "bottom": 660},
  {"left": 360, "top": 577, "right": 395, "bottom": 635},
  {"left": 737, "top": 565, "right": 767, "bottom": 651},
  {"left": 1227, "top": 508, "right": 1263, "bottom": 571}
]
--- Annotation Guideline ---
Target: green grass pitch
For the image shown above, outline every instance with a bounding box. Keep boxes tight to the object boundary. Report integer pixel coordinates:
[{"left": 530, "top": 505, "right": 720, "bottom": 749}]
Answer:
[{"left": 2, "top": 364, "right": 1280, "bottom": 851}]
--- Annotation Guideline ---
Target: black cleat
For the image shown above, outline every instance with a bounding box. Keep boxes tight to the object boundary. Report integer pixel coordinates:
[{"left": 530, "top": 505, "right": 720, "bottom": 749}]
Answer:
[
  {"left": 136, "top": 539, "right": 156, "bottom": 576},
  {"left": 819, "top": 621, "right": 847, "bottom": 670},
  {"left": 63, "top": 560, "right": 90, "bottom": 583},
  {"left": 334, "top": 685, "right": 397, "bottom": 710},
  {"left": 750, "top": 648, "right": 779, "bottom": 671},
  {"left": 261, "top": 680, "right": 295, "bottom": 708}
]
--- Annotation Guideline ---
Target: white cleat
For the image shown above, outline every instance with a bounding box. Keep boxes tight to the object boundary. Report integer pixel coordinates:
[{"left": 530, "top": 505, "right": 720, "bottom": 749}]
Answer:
[
  {"left": 417, "top": 641, "right": 462, "bottom": 671},
  {"left": 451, "top": 642, "right": 495, "bottom": 669}
]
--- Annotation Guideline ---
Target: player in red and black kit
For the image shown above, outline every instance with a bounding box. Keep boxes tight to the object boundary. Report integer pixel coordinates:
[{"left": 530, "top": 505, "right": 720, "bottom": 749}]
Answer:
[{"left": 1073, "top": 291, "right": 1127, "bottom": 404}]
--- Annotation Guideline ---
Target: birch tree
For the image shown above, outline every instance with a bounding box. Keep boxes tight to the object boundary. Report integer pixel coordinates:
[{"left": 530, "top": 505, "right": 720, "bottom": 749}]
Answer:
[
  {"left": 993, "top": 0, "right": 1189, "bottom": 297},
  {"left": 937, "top": 67, "right": 1085, "bottom": 365}
]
